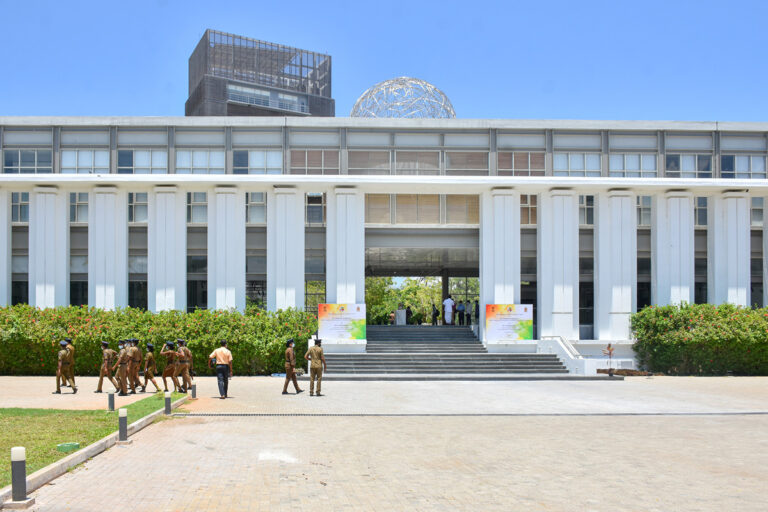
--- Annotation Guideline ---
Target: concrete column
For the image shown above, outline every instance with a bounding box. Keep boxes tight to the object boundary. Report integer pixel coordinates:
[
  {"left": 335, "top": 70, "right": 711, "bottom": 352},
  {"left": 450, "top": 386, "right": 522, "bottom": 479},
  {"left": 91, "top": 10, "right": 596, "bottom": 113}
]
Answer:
[
  {"left": 708, "top": 191, "right": 750, "bottom": 305},
  {"left": 208, "top": 187, "right": 246, "bottom": 311},
  {"left": 29, "top": 186, "right": 69, "bottom": 307},
  {"left": 479, "top": 189, "right": 521, "bottom": 341},
  {"left": 266, "top": 187, "right": 304, "bottom": 310},
  {"left": 325, "top": 188, "right": 365, "bottom": 304},
  {"left": 0, "top": 190, "right": 11, "bottom": 305},
  {"left": 595, "top": 190, "right": 636, "bottom": 340},
  {"left": 538, "top": 189, "right": 579, "bottom": 339},
  {"left": 148, "top": 186, "right": 186, "bottom": 311},
  {"left": 88, "top": 187, "right": 128, "bottom": 309},
  {"left": 652, "top": 191, "right": 694, "bottom": 305}
]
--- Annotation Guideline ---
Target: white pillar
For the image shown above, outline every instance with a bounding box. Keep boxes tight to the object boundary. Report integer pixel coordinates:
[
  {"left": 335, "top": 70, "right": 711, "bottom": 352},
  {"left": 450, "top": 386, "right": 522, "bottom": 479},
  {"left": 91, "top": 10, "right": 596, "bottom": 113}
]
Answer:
[
  {"left": 479, "top": 189, "right": 521, "bottom": 342},
  {"left": 29, "top": 186, "right": 69, "bottom": 308},
  {"left": 326, "top": 188, "right": 365, "bottom": 304},
  {"left": 266, "top": 187, "right": 304, "bottom": 311},
  {"left": 652, "top": 191, "right": 694, "bottom": 305},
  {"left": 208, "top": 187, "right": 245, "bottom": 311},
  {"left": 708, "top": 191, "right": 750, "bottom": 305},
  {"left": 538, "top": 189, "right": 579, "bottom": 339},
  {"left": 148, "top": 186, "right": 186, "bottom": 311},
  {"left": 88, "top": 187, "right": 128, "bottom": 310},
  {"left": 595, "top": 190, "right": 636, "bottom": 340},
  {"left": 0, "top": 190, "right": 11, "bottom": 305}
]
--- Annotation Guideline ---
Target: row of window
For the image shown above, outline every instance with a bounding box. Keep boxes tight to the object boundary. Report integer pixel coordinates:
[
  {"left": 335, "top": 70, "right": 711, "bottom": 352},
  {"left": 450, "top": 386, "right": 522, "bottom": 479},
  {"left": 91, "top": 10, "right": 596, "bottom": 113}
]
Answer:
[{"left": 5, "top": 148, "right": 768, "bottom": 178}]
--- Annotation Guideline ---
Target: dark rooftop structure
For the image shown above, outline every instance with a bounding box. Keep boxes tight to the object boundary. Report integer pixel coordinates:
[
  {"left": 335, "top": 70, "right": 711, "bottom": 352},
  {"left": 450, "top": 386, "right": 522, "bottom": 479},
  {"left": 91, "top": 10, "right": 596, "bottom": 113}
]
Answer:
[{"left": 185, "top": 29, "right": 334, "bottom": 117}]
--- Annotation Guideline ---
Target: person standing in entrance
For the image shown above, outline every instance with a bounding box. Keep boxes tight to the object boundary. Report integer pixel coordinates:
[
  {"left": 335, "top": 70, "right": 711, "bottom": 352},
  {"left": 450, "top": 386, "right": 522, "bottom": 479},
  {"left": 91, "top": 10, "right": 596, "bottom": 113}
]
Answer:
[
  {"left": 431, "top": 304, "right": 439, "bottom": 326},
  {"left": 442, "top": 295, "right": 455, "bottom": 325},
  {"left": 457, "top": 301, "right": 465, "bottom": 326},
  {"left": 465, "top": 300, "right": 473, "bottom": 326},
  {"left": 304, "top": 339, "right": 327, "bottom": 396},
  {"left": 208, "top": 340, "right": 233, "bottom": 399},
  {"left": 474, "top": 299, "right": 480, "bottom": 325},
  {"left": 282, "top": 339, "right": 304, "bottom": 395}
]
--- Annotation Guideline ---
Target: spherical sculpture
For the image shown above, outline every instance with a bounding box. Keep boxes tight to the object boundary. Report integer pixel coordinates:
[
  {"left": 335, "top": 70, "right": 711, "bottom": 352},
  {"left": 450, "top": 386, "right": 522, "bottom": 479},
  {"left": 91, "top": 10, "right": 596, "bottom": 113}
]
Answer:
[{"left": 350, "top": 77, "right": 456, "bottom": 119}]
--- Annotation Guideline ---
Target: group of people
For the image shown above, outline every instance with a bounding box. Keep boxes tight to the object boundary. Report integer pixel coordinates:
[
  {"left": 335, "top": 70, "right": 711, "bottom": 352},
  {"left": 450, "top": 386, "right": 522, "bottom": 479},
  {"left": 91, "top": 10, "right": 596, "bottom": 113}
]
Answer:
[
  {"left": 439, "top": 296, "right": 480, "bottom": 326},
  {"left": 282, "top": 338, "right": 327, "bottom": 397},
  {"left": 54, "top": 337, "right": 196, "bottom": 397}
]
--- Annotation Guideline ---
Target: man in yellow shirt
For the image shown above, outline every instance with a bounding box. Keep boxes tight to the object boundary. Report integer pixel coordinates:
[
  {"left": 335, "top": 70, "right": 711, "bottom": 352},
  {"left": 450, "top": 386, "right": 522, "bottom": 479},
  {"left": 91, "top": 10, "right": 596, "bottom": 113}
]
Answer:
[
  {"left": 208, "top": 339, "right": 233, "bottom": 399},
  {"left": 304, "top": 338, "right": 327, "bottom": 397}
]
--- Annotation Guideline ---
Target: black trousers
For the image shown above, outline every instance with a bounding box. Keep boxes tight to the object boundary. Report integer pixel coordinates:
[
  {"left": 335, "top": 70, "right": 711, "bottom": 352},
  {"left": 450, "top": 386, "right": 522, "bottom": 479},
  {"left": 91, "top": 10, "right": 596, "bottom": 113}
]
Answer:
[
  {"left": 458, "top": 312, "right": 465, "bottom": 325},
  {"left": 216, "top": 365, "right": 229, "bottom": 396}
]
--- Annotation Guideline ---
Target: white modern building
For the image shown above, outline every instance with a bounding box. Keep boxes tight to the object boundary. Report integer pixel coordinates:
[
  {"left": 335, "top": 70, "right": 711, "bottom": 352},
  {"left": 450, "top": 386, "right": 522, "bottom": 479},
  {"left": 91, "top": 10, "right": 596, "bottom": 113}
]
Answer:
[{"left": 1, "top": 117, "right": 766, "bottom": 364}]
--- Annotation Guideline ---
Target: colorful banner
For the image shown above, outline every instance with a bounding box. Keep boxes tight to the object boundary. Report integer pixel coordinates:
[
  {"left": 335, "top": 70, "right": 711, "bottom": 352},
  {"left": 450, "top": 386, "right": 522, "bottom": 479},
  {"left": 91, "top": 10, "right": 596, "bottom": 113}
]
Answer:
[
  {"left": 318, "top": 304, "right": 367, "bottom": 341},
  {"left": 485, "top": 304, "right": 533, "bottom": 342}
]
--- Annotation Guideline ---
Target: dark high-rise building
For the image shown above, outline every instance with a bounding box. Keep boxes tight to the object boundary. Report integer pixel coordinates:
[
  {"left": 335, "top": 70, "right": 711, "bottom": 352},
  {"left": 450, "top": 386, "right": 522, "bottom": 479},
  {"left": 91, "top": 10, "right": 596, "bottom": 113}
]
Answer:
[{"left": 185, "top": 29, "right": 334, "bottom": 117}]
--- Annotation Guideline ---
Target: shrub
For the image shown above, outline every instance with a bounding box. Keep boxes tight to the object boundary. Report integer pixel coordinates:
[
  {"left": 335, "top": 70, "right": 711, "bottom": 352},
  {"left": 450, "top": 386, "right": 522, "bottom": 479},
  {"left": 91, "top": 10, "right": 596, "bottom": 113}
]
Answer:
[
  {"left": 0, "top": 305, "right": 317, "bottom": 376},
  {"left": 631, "top": 303, "right": 768, "bottom": 375}
]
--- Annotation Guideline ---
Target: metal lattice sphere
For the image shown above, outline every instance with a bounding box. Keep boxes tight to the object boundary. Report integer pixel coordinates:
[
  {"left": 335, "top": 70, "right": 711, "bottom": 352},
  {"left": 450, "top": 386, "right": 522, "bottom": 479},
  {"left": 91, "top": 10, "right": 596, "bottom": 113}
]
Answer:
[{"left": 350, "top": 77, "right": 456, "bottom": 118}]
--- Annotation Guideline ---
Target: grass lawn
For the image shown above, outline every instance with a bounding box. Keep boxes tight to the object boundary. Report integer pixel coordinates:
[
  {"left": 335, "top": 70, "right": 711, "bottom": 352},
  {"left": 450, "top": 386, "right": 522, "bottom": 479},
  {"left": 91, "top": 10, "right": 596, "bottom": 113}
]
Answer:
[{"left": 0, "top": 391, "right": 184, "bottom": 488}]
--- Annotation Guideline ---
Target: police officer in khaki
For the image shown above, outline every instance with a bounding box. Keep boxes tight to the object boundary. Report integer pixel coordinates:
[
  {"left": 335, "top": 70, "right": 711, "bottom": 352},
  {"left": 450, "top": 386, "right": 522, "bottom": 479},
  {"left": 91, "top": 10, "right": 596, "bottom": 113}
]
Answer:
[
  {"left": 112, "top": 340, "right": 130, "bottom": 396},
  {"left": 53, "top": 340, "right": 77, "bottom": 394},
  {"left": 130, "top": 339, "right": 143, "bottom": 391},
  {"left": 174, "top": 339, "right": 193, "bottom": 393},
  {"left": 304, "top": 338, "right": 327, "bottom": 396},
  {"left": 160, "top": 341, "right": 182, "bottom": 393},
  {"left": 282, "top": 339, "right": 304, "bottom": 395},
  {"left": 123, "top": 339, "right": 138, "bottom": 394},
  {"left": 141, "top": 342, "right": 161, "bottom": 393},
  {"left": 58, "top": 338, "right": 75, "bottom": 389},
  {"left": 95, "top": 340, "right": 118, "bottom": 393}
]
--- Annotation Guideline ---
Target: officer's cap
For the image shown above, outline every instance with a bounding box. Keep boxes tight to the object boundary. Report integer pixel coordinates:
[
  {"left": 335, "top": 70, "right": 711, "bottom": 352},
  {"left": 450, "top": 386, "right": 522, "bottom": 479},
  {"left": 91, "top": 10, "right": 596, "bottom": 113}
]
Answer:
[
  {"left": 286, "top": 338, "right": 294, "bottom": 347},
  {"left": 64, "top": 338, "right": 73, "bottom": 344},
  {"left": 176, "top": 338, "right": 185, "bottom": 345},
  {"left": 146, "top": 343, "right": 154, "bottom": 349},
  {"left": 59, "top": 340, "right": 68, "bottom": 346},
  {"left": 165, "top": 340, "right": 175, "bottom": 347},
  {"left": 101, "top": 341, "right": 109, "bottom": 346},
  {"left": 315, "top": 338, "right": 322, "bottom": 345}
]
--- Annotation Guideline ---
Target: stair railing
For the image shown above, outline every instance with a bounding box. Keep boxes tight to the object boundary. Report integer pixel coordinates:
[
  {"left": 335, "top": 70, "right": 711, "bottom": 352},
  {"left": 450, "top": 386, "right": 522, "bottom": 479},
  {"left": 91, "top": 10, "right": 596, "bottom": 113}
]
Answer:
[{"left": 538, "top": 335, "right": 585, "bottom": 375}]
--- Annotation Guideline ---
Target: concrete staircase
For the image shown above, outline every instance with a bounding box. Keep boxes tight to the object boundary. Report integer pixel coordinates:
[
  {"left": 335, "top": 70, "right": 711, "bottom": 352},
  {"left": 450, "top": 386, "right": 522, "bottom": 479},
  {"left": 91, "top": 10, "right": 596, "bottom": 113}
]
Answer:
[{"left": 322, "top": 325, "right": 570, "bottom": 379}]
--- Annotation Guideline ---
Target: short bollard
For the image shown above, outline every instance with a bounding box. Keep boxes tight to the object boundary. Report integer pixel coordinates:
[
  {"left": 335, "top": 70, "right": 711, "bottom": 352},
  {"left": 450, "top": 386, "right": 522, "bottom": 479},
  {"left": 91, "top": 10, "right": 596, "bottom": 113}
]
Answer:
[
  {"left": 191, "top": 383, "right": 197, "bottom": 399},
  {"left": 115, "top": 408, "right": 132, "bottom": 446},
  {"left": 108, "top": 391, "right": 115, "bottom": 411},
  {"left": 164, "top": 391, "right": 172, "bottom": 415},
  {"left": 8, "top": 446, "right": 35, "bottom": 508}
]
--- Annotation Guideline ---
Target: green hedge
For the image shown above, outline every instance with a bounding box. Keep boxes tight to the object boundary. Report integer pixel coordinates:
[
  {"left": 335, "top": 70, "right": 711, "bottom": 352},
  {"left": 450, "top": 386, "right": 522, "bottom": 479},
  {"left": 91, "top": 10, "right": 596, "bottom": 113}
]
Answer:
[
  {"left": 0, "top": 305, "right": 317, "bottom": 376},
  {"left": 631, "top": 303, "right": 768, "bottom": 375}
]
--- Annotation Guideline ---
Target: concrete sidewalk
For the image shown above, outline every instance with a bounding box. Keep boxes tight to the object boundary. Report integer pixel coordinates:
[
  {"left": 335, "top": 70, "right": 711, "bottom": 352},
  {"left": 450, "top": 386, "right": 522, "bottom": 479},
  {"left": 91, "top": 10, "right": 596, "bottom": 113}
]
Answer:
[{"left": 0, "top": 376, "right": 157, "bottom": 410}]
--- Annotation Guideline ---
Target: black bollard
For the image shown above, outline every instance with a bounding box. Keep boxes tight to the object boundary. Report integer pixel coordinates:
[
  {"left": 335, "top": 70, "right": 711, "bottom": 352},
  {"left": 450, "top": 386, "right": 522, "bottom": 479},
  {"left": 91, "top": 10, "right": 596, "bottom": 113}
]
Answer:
[
  {"left": 191, "top": 383, "right": 197, "bottom": 399},
  {"left": 164, "top": 391, "right": 171, "bottom": 415},
  {"left": 108, "top": 391, "right": 115, "bottom": 411},
  {"left": 10, "top": 446, "right": 35, "bottom": 507},
  {"left": 118, "top": 408, "right": 128, "bottom": 442}
]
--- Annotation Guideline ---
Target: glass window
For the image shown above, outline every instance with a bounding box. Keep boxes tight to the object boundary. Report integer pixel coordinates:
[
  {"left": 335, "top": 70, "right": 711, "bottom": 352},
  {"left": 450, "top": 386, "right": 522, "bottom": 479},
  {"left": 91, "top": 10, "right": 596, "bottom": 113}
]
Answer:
[
  {"left": 751, "top": 197, "right": 763, "bottom": 228},
  {"left": 445, "top": 152, "right": 489, "bottom": 176},
  {"left": 695, "top": 197, "right": 708, "bottom": 227},
  {"left": 395, "top": 195, "right": 440, "bottom": 224},
  {"left": 11, "top": 192, "right": 29, "bottom": 223},
  {"left": 128, "top": 255, "right": 148, "bottom": 274},
  {"left": 306, "top": 193, "right": 325, "bottom": 225},
  {"left": 3, "top": 149, "right": 52, "bottom": 174},
  {"left": 721, "top": 155, "right": 766, "bottom": 179},
  {"left": 365, "top": 194, "right": 391, "bottom": 224},
  {"left": 128, "top": 193, "right": 148, "bottom": 223},
  {"left": 665, "top": 153, "right": 711, "bottom": 178},
  {"left": 636, "top": 196, "right": 651, "bottom": 227},
  {"left": 69, "top": 193, "right": 89, "bottom": 223},
  {"left": 187, "top": 255, "right": 208, "bottom": 274},
  {"left": 246, "top": 253, "right": 267, "bottom": 274},
  {"left": 579, "top": 195, "right": 595, "bottom": 225},
  {"left": 609, "top": 153, "right": 657, "bottom": 177},
  {"left": 70, "top": 282, "right": 88, "bottom": 307},
  {"left": 186, "top": 192, "right": 207, "bottom": 223},
  {"left": 176, "top": 150, "right": 226, "bottom": 174},
  {"left": 520, "top": 194, "right": 538, "bottom": 225},
  {"left": 70, "top": 255, "right": 88, "bottom": 274},
  {"left": 117, "top": 150, "right": 167, "bottom": 174},
  {"left": 290, "top": 150, "right": 339, "bottom": 175},
  {"left": 233, "top": 150, "right": 283, "bottom": 174},
  {"left": 61, "top": 150, "right": 109, "bottom": 174},
  {"left": 246, "top": 192, "right": 266, "bottom": 224},
  {"left": 445, "top": 195, "right": 479, "bottom": 224},
  {"left": 348, "top": 151, "right": 390, "bottom": 175},
  {"left": 12, "top": 255, "right": 28, "bottom": 273},
  {"left": 553, "top": 152, "right": 601, "bottom": 177},
  {"left": 395, "top": 151, "right": 440, "bottom": 175},
  {"left": 498, "top": 151, "right": 545, "bottom": 176},
  {"left": 128, "top": 281, "right": 148, "bottom": 309}
]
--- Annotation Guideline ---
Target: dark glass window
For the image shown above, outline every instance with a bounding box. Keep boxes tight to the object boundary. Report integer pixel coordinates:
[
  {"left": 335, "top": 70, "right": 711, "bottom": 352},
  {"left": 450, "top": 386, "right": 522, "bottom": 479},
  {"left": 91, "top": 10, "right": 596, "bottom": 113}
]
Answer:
[
  {"left": 521, "top": 257, "right": 537, "bottom": 275},
  {"left": 694, "top": 282, "right": 707, "bottom": 304},
  {"left": 118, "top": 150, "right": 133, "bottom": 168},
  {"left": 70, "top": 282, "right": 88, "bottom": 306},
  {"left": 11, "top": 281, "right": 28, "bottom": 305},
  {"left": 637, "top": 257, "right": 651, "bottom": 276},
  {"left": 637, "top": 282, "right": 651, "bottom": 310},
  {"left": 695, "top": 258, "right": 708, "bottom": 278},
  {"left": 665, "top": 154, "right": 681, "bottom": 172},
  {"left": 187, "top": 256, "right": 207, "bottom": 274},
  {"left": 697, "top": 155, "right": 712, "bottom": 178},
  {"left": 233, "top": 150, "right": 249, "bottom": 174},
  {"left": 579, "top": 257, "right": 594, "bottom": 275},
  {"left": 751, "top": 283, "right": 764, "bottom": 308},
  {"left": 187, "top": 281, "right": 207, "bottom": 312},
  {"left": 128, "top": 281, "right": 148, "bottom": 309},
  {"left": 721, "top": 155, "right": 735, "bottom": 178},
  {"left": 579, "top": 282, "right": 594, "bottom": 325}
]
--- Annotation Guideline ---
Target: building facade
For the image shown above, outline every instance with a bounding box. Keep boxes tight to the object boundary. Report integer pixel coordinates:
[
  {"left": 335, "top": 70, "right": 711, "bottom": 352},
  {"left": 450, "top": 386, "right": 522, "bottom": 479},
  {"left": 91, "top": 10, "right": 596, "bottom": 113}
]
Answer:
[
  {"left": 186, "top": 30, "right": 334, "bottom": 117},
  {"left": 1, "top": 116, "right": 766, "bottom": 358}
]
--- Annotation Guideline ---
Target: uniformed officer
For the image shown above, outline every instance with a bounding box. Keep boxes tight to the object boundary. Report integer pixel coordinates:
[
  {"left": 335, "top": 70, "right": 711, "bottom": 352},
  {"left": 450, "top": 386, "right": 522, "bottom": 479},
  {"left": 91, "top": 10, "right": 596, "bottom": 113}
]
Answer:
[
  {"left": 160, "top": 341, "right": 182, "bottom": 393},
  {"left": 130, "top": 339, "right": 143, "bottom": 391},
  {"left": 282, "top": 339, "right": 304, "bottom": 395},
  {"left": 304, "top": 338, "right": 327, "bottom": 397},
  {"left": 95, "top": 341, "right": 118, "bottom": 393},
  {"left": 58, "top": 338, "right": 75, "bottom": 389},
  {"left": 112, "top": 340, "right": 130, "bottom": 396},
  {"left": 53, "top": 340, "right": 77, "bottom": 394},
  {"left": 174, "top": 339, "right": 193, "bottom": 393},
  {"left": 140, "top": 343, "right": 161, "bottom": 393},
  {"left": 123, "top": 339, "right": 138, "bottom": 394}
]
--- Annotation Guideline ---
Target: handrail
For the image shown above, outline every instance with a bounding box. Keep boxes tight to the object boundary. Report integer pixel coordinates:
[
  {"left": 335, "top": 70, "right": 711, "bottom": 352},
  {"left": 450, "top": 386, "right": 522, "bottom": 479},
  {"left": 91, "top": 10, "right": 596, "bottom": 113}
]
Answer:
[
  {"left": 540, "top": 335, "right": 583, "bottom": 360},
  {"left": 538, "top": 335, "right": 586, "bottom": 375}
]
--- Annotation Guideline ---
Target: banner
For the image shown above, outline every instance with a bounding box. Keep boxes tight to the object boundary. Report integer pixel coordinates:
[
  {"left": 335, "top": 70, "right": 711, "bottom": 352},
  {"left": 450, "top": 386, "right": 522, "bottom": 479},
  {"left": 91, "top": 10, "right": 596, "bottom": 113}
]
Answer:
[
  {"left": 485, "top": 304, "right": 533, "bottom": 342},
  {"left": 318, "top": 304, "right": 367, "bottom": 341}
]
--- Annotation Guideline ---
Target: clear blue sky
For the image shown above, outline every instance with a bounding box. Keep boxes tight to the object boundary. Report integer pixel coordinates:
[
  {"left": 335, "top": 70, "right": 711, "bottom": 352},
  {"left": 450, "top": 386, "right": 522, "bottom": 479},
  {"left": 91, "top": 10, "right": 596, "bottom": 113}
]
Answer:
[{"left": 1, "top": 0, "right": 767, "bottom": 121}]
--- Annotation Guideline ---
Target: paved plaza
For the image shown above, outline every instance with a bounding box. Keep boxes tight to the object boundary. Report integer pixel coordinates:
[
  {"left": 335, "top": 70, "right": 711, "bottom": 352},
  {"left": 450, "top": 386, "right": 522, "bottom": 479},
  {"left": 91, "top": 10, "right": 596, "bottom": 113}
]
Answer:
[{"left": 4, "top": 377, "right": 768, "bottom": 511}]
